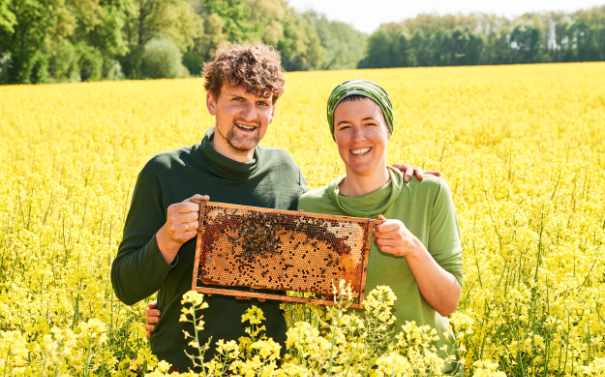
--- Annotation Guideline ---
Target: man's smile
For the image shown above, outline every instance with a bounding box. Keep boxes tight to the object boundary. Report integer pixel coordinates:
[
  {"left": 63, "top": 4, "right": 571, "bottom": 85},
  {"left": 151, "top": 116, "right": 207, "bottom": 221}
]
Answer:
[{"left": 235, "top": 122, "right": 258, "bottom": 132}]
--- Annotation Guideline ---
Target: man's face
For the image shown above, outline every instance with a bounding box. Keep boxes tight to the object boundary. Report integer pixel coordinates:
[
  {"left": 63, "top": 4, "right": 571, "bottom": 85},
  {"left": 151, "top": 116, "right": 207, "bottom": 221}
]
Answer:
[{"left": 207, "top": 82, "right": 274, "bottom": 162}]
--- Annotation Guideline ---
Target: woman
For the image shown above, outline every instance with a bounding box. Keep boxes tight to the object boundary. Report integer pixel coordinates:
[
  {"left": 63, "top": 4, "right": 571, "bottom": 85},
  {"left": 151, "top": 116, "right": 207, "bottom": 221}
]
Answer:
[{"left": 297, "top": 79, "right": 463, "bottom": 363}]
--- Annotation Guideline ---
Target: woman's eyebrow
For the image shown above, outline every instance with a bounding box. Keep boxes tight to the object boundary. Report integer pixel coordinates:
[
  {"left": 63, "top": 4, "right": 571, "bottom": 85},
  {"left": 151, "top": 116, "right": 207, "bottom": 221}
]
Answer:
[{"left": 336, "top": 115, "right": 376, "bottom": 126}]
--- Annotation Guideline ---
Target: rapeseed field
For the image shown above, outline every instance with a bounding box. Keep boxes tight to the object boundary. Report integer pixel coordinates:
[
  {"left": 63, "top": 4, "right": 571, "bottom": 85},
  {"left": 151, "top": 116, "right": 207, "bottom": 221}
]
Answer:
[{"left": 1, "top": 63, "right": 604, "bottom": 376}]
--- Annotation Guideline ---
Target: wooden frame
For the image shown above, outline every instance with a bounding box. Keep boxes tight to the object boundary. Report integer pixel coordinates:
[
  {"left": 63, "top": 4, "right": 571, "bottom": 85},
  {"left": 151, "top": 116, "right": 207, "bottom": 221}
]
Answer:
[{"left": 191, "top": 199, "right": 376, "bottom": 308}]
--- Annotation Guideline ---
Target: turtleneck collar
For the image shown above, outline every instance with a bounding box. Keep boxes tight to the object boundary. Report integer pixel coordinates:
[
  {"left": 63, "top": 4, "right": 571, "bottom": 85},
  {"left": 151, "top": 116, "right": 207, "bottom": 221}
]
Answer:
[
  {"left": 327, "top": 166, "right": 404, "bottom": 218},
  {"left": 198, "top": 128, "right": 259, "bottom": 180}
]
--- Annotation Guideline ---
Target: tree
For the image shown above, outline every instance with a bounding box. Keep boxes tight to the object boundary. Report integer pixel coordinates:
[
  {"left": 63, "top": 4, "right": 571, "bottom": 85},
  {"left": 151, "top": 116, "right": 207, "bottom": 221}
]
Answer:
[
  {"left": 141, "top": 36, "right": 185, "bottom": 78},
  {"left": 360, "top": 28, "right": 394, "bottom": 68},
  {"left": 510, "top": 24, "right": 542, "bottom": 63},
  {"left": 0, "top": 0, "right": 15, "bottom": 34},
  {"left": 2, "top": 1, "right": 605, "bottom": 82},
  {"left": 304, "top": 11, "right": 367, "bottom": 69},
  {"left": 572, "top": 6, "right": 605, "bottom": 60},
  {"left": 359, "top": 24, "right": 411, "bottom": 68},
  {"left": 183, "top": 0, "right": 271, "bottom": 74},
  {"left": 0, "top": 0, "right": 65, "bottom": 82},
  {"left": 243, "top": 0, "right": 285, "bottom": 45},
  {"left": 570, "top": 20, "right": 597, "bottom": 60},
  {"left": 121, "top": 0, "right": 200, "bottom": 77},
  {"left": 277, "top": 8, "right": 322, "bottom": 71},
  {"left": 448, "top": 28, "right": 483, "bottom": 65}
]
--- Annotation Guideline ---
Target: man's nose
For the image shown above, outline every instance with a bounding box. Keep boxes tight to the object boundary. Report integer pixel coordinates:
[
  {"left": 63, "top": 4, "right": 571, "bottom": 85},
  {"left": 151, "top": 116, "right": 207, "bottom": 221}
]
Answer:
[{"left": 239, "top": 102, "right": 258, "bottom": 122}]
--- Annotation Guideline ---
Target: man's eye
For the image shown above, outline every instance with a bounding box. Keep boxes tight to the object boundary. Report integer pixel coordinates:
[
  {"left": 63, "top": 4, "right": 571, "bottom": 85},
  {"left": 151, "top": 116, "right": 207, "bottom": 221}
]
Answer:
[{"left": 257, "top": 102, "right": 269, "bottom": 107}]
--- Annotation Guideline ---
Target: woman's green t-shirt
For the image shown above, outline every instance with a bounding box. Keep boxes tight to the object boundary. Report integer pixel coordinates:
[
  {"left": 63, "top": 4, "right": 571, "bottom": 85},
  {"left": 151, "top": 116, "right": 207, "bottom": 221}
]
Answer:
[{"left": 297, "top": 167, "right": 463, "bottom": 355}]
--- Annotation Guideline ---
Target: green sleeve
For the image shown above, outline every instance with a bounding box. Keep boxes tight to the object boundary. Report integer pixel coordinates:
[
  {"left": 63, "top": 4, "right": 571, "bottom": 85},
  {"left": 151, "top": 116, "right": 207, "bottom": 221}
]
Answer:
[
  {"left": 428, "top": 180, "right": 463, "bottom": 286},
  {"left": 299, "top": 169, "right": 308, "bottom": 194},
  {"left": 111, "top": 161, "right": 177, "bottom": 305},
  {"left": 289, "top": 168, "right": 308, "bottom": 210}
]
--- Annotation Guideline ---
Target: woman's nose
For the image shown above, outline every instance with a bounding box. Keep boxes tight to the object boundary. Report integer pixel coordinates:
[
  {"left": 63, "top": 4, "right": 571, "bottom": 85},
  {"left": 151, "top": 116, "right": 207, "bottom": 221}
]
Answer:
[{"left": 351, "top": 127, "right": 367, "bottom": 141}]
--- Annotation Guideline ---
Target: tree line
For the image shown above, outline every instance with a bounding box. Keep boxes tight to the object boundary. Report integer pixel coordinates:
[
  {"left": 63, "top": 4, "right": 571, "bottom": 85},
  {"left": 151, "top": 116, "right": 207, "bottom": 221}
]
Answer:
[
  {"left": 0, "top": 0, "right": 366, "bottom": 83},
  {"left": 360, "top": 7, "right": 605, "bottom": 68},
  {"left": 0, "top": 1, "right": 604, "bottom": 84}
]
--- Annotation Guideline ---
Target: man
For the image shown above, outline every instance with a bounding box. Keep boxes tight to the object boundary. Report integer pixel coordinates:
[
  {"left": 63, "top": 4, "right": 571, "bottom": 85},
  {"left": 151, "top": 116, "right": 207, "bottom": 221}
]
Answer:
[
  {"left": 113, "top": 43, "right": 427, "bottom": 371},
  {"left": 112, "top": 44, "right": 306, "bottom": 370}
]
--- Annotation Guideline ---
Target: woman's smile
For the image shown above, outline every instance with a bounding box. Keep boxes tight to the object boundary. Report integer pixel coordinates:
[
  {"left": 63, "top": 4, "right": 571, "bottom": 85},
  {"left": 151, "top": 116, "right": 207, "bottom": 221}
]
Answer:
[{"left": 350, "top": 147, "right": 372, "bottom": 156}]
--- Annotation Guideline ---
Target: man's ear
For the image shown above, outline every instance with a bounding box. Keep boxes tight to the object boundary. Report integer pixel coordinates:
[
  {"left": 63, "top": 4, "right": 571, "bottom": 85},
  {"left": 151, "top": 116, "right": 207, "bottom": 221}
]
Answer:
[
  {"left": 206, "top": 92, "right": 217, "bottom": 115},
  {"left": 270, "top": 103, "right": 276, "bottom": 122}
]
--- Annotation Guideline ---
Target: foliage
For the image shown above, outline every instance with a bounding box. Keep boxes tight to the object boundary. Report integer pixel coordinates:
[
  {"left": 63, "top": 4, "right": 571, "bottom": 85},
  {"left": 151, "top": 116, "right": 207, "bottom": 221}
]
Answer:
[
  {"left": 141, "top": 37, "right": 186, "bottom": 78},
  {"left": 303, "top": 11, "right": 367, "bottom": 70},
  {"left": 0, "top": 0, "right": 16, "bottom": 34},
  {"left": 145, "top": 285, "right": 455, "bottom": 376},
  {"left": 277, "top": 7, "right": 323, "bottom": 71},
  {"left": 0, "top": 0, "right": 368, "bottom": 83},
  {"left": 0, "top": 63, "right": 604, "bottom": 375},
  {"left": 3, "top": 2, "right": 604, "bottom": 83},
  {"left": 47, "top": 41, "right": 80, "bottom": 81},
  {"left": 78, "top": 44, "right": 104, "bottom": 81},
  {"left": 361, "top": 7, "right": 605, "bottom": 68}
]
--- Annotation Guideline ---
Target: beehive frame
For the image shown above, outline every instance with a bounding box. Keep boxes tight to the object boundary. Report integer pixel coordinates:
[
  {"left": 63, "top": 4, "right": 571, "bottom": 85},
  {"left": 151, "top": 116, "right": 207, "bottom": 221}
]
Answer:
[{"left": 191, "top": 199, "right": 375, "bottom": 308}]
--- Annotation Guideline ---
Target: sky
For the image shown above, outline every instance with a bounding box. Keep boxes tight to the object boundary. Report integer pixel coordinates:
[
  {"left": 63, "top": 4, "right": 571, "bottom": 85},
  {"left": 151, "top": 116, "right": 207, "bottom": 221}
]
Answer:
[{"left": 288, "top": 0, "right": 605, "bottom": 33}]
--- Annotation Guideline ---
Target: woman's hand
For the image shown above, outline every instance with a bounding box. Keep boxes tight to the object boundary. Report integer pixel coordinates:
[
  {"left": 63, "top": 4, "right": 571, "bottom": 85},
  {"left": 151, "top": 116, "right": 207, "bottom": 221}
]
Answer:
[
  {"left": 374, "top": 215, "right": 420, "bottom": 257},
  {"left": 373, "top": 215, "right": 461, "bottom": 316}
]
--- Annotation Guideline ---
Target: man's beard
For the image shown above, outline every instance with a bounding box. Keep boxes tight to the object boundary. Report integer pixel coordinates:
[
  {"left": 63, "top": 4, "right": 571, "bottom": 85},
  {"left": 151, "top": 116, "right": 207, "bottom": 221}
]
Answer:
[{"left": 226, "top": 128, "right": 260, "bottom": 153}]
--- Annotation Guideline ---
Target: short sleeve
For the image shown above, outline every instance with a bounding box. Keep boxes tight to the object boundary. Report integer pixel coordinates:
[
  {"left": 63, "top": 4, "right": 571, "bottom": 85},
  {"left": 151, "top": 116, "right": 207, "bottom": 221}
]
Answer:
[{"left": 428, "top": 180, "right": 463, "bottom": 286}]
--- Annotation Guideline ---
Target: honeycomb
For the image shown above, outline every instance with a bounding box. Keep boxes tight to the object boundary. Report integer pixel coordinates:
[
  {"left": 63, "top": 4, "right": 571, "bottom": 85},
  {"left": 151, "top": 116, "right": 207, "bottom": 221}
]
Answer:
[{"left": 191, "top": 200, "right": 374, "bottom": 306}]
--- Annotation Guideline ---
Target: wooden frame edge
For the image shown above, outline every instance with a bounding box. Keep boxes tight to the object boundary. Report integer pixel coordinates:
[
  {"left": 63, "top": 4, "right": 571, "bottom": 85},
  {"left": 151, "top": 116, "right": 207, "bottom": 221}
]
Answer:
[{"left": 194, "top": 286, "right": 363, "bottom": 309}]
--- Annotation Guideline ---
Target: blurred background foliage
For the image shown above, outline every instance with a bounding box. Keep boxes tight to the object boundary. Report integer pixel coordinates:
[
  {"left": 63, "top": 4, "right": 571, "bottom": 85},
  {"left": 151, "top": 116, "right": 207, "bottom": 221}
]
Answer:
[{"left": 0, "top": 0, "right": 604, "bottom": 83}]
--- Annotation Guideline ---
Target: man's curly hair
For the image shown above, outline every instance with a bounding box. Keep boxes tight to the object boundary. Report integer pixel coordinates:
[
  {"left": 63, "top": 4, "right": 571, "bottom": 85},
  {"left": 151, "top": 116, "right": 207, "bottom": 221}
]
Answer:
[{"left": 203, "top": 44, "right": 285, "bottom": 103}]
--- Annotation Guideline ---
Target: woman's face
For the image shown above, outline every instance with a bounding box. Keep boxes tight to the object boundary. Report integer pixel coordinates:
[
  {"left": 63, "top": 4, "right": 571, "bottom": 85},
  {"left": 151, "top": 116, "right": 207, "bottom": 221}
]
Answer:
[{"left": 333, "top": 98, "right": 389, "bottom": 177}]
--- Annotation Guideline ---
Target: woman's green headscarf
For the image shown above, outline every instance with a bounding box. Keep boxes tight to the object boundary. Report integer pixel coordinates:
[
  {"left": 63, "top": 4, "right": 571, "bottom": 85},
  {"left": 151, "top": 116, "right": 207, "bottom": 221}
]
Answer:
[{"left": 326, "top": 79, "right": 394, "bottom": 139}]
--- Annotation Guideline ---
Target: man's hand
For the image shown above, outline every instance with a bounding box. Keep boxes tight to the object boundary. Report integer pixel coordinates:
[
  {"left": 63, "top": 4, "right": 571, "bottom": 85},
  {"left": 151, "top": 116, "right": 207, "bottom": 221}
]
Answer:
[
  {"left": 392, "top": 164, "right": 440, "bottom": 183},
  {"left": 374, "top": 215, "right": 420, "bottom": 258},
  {"left": 145, "top": 302, "right": 161, "bottom": 339},
  {"left": 156, "top": 194, "right": 209, "bottom": 264}
]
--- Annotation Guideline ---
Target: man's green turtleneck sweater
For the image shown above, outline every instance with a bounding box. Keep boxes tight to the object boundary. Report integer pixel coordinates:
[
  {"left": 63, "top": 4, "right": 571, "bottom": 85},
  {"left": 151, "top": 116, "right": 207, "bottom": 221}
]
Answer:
[{"left": 111, "top": 129, "right": 306, "bottom": 370}]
